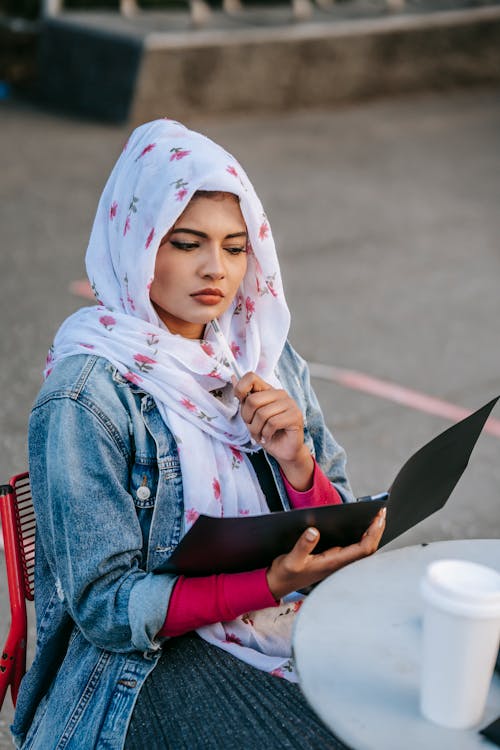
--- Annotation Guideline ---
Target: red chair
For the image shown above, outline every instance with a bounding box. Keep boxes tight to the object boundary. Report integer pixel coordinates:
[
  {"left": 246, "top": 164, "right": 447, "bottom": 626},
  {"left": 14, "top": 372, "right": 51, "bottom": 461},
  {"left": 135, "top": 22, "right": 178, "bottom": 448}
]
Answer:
[{"left": 0, "top": 473, "right": 35, "bottom": 708}]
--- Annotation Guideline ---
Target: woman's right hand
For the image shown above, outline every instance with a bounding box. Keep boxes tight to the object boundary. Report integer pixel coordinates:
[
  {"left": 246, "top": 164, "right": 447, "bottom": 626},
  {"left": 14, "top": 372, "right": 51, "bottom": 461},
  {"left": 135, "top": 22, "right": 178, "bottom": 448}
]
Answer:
[{"left": 266, "top": 508, "right": 386, "bottom": 601}]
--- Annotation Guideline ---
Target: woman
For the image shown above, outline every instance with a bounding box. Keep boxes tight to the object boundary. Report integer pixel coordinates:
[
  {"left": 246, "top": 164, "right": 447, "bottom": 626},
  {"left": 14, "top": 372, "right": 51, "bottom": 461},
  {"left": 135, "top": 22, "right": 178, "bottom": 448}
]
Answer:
[{"left": 12, "top": 119, "right": 385, "bottom": 749}]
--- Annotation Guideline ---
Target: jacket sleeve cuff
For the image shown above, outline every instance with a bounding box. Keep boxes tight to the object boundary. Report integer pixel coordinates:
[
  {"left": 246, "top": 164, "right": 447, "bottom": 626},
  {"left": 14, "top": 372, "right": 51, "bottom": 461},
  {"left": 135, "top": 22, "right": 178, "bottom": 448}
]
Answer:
[{"left": 128, "top": 572, "right": 177, "bottom": 652}]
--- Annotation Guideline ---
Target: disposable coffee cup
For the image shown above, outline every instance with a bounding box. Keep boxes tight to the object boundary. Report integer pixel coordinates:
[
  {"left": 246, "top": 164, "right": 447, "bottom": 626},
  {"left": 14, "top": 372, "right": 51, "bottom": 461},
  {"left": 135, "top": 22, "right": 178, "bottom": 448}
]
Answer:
[{"left": 420, "top": 558, "right": 500, "bottom": 729}]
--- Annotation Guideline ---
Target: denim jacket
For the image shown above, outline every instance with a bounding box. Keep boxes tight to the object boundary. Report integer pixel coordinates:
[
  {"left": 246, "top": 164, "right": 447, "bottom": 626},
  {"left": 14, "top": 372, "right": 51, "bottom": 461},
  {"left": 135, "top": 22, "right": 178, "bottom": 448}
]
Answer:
[{"left": 12, "top": 341, "right": 353, "bottom": 749}]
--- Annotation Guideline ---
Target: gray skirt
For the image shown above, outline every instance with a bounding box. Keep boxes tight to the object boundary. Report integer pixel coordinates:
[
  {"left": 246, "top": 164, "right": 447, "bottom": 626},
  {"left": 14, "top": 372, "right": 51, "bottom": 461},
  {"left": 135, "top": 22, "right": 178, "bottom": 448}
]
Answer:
[{"left": 124, "top": 632, "right": 350, "bottom": 750}]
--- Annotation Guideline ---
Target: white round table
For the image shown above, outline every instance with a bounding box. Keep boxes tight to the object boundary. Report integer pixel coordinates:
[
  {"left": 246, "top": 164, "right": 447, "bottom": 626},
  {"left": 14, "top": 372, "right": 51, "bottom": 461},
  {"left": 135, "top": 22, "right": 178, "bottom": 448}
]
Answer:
[{"left": 293, "top": 539, "right": 500, "bottom": 750}]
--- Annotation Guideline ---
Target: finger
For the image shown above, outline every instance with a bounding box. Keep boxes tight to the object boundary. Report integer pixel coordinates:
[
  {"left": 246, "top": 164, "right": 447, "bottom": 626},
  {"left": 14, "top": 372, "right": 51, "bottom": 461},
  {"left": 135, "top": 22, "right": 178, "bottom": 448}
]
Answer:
[
  {"left": 361, "top": 507, "right": 386, "bottom": 547},
  {"left": 241, "top": 389, "right": 293, "bottom": 426},
  {"left": 244, "top": 399, "right": 291, "bottom": 439},
  {"left": 260, "top": 413, "right": 302, "bottom": 445},
  {"left": 285, "top": 527, "right": 321, "bottom": 569},
  {"left": 233, "top": 372, "right": 272, "bottom": 403},
  {"left": 361, "top": 507, "right": 386, "bottom": 537},
  {"left": 309, "top": 509, "right": 387, "bottom": 572},
  {"left": 240, "top": 389, "right": 284, "bottom": 424}
]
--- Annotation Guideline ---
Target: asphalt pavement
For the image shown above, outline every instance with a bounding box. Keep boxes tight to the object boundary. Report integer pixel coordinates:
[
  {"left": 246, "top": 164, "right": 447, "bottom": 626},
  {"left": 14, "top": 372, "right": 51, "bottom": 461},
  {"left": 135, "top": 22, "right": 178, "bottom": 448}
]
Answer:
[{"left": 1, "top": 87, "right": 499, "bottom": 742}]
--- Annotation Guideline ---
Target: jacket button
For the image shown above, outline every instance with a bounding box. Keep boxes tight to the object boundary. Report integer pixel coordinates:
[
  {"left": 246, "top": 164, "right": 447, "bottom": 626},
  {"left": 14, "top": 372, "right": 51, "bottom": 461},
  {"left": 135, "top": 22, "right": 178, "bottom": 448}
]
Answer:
[{"left": 137, "top": 485, "right": 151, "bottom": 501}]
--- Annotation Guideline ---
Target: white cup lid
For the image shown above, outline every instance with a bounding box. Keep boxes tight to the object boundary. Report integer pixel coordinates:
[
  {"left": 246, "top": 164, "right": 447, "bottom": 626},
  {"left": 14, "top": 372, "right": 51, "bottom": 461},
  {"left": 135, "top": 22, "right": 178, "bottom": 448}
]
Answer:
[{"left": 421, "top": 559, "right": 500, "bottom": 618}]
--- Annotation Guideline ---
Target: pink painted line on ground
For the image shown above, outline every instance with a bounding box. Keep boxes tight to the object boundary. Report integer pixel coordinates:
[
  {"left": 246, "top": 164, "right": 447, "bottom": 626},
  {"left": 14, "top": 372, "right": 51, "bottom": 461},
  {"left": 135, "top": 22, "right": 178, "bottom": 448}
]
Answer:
[
  {"left": 66, "top": 278, "right": 500, "bottom": 439},
  {"left": 309, "top": 363, "right": 500, "bottom": 438},
  {"left": 69, "top": 279, "right": 94, "bottom": 300}
]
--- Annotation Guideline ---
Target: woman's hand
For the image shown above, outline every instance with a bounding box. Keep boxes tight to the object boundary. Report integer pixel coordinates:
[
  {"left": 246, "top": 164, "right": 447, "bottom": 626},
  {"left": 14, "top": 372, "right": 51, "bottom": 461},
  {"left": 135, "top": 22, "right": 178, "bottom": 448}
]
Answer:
[
  {"left": 233, "top": 371, "right": 314, "bottom": 490},
  {"left": 266, "top": 508, "right": 387, "bottom": 600}
]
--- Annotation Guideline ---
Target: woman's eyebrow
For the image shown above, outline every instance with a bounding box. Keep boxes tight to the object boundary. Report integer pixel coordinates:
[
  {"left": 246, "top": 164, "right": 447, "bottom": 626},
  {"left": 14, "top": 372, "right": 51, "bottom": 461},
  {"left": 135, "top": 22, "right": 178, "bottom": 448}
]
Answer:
[{"left": 170, "top": 228, "right": 247, "bottom": 240}]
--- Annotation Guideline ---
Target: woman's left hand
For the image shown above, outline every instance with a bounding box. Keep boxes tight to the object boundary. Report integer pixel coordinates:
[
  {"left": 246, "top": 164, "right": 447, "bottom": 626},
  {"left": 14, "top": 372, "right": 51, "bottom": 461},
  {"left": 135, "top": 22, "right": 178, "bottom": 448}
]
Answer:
[{"left": 233, "top": 372, "right": 314, "bottom": 489}]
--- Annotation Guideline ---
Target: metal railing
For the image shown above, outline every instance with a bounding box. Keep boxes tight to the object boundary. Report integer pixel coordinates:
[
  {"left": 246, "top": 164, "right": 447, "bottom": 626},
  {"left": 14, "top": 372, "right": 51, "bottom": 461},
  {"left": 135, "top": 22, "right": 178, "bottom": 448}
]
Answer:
[{"left": 41, "top": 0, "right": 406, "bottom": 24}]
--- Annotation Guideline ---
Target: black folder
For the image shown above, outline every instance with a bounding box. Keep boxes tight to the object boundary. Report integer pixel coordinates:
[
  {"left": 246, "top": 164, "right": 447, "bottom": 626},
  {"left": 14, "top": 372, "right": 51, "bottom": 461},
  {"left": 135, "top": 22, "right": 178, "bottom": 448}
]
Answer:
[{"left": 158, "top": 396, "right": 499, "bottom": 576}]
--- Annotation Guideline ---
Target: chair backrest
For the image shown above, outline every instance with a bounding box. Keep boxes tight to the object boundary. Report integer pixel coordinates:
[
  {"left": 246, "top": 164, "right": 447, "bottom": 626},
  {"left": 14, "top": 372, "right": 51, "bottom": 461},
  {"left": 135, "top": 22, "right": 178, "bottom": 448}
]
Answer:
[{"left": 0, "top": 472, "right": 34, "bottom": 708}]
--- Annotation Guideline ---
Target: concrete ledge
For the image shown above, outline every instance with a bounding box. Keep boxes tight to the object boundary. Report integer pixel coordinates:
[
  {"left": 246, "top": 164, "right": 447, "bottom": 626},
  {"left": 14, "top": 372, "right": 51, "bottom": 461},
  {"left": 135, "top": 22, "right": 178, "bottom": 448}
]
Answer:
[{"left": 36, "top": 5, "right": 500, "bottom": 123}]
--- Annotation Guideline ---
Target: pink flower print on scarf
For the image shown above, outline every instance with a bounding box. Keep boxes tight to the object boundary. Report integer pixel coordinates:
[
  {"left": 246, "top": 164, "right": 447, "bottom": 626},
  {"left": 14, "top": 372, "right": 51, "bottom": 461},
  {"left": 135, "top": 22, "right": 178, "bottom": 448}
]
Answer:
[
  {"left": 230, "top": 445, "right": 243, "bottom": 470},
  {"left": 226, "top": 164, "right": 247, "bottom": 192},
  {"left": 145, "top": 228, "right": 155, "bottom": 249},
  {"left": 146, "top": 332, "right": 160, "bottom": 347},
  {"left": 225, "top": 633, "right": 242, "bottom": 646},
  {"left": 124, "top": 371, "right": 143, "bottom": 386},
  {"left": 169, "top": 147, "right": 191, "bottom": 161},
  {"left": 245, "top": 297, "right": 256, "bottom": 323},
  {"left": 91, "top": 279, "right": 103, "bottom": 305},
  {"left": 45, "top": 347, "right": 54, "bottom": 377},
  {"left": 271, "top": 667, "right": 285, "bottom": 679},
  {"left": 124, "top": 274, "right": 136, "bottom": 311},
  {"left": 266, "top": 273, "right": 278, "bottom": 298},
  {"left": 271, "top": 661, "right": 293, "bottom": 679},
  {"left": 230, "top": 341, "right": 241, "bottom": 359},
  {"left": 181, "top": 397, "right": 197, "bottom": 413},
  {"left": 212, "top": 477, "right": 221, "bottom": 500},
  {"left": 256, "top": 274, "right": 266, "bottom": 297},
  {"left": 110, "top": 201, "right": 118, "bottom": 221},
  {"left": 79, "top": 342, "right": 95, "bottom": 350},
  {"left": 172, "top": 178, "right": 189, "bottom": 202},
  {"left": 233, "top": 295, "right": 243, "bottom": 316},
  {"left": 200, "top": 340, "right": 214, "bottom": 356},
  {"left": 99, "top": 314, "right": 116, "bottom": 331},
  {"left": 180, "top": 398, "right": 216, "bottom": 423},
  {"left": 277, "top": 602, "right": 303, "bottom": 619},
  {"left": 133, "top": 353, "right": 156, "bottom": 373},
  {"left": 124, "top": 195, "right": 139, "bottom": 236},
  {"left": 135, "top": 143, "right": 156, "bottom": 161},
  {"left": 185, "top": 508, "right": 199, "bottom": 525},
  {"left": 259, "top": 220, "right": 269, "bottom": 241}
]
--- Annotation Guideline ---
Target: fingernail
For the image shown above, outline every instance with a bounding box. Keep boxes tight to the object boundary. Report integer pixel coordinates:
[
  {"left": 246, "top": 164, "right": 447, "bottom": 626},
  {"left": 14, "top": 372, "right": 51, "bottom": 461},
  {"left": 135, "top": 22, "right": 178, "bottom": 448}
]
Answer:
[
  {"left": 260, "top": 436, "right": 266, "bottom": 445},
  {"left": 305, "top": 527, "right": 318, "bottom": 542},
  {"left": 378, "top": 508, "right": 386, "bottom": 527}
]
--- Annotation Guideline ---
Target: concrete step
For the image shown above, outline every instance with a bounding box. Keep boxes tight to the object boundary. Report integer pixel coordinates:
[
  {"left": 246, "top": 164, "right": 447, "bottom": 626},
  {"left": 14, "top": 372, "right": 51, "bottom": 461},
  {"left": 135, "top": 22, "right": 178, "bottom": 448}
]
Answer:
[{"left": 30, "top": 3, "right": 500, "bottom": 122}]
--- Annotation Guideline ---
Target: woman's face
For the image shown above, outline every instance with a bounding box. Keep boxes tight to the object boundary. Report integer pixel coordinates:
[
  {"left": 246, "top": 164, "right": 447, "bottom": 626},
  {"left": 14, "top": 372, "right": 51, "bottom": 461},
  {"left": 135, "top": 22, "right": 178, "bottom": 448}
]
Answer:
[{"left": 150, "top": 193, "right": 248, "bottom": 339}]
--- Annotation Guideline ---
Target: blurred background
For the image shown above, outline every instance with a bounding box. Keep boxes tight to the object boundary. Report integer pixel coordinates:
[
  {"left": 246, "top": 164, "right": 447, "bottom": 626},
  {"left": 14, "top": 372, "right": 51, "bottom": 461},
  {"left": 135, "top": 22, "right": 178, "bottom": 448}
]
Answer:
[{"left": 1, "top": 0, "right": 499, "bottom": 742}]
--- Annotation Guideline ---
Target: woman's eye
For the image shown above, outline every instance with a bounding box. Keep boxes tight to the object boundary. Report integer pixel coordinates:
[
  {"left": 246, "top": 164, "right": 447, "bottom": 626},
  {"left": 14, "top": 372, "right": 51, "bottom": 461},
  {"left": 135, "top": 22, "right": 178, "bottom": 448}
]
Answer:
[
  {"left": 225, "top": 247, "right": 246, "bottom": 255},
  {"left": 170, "top": 240, "right": 199, "bottom": 250}
]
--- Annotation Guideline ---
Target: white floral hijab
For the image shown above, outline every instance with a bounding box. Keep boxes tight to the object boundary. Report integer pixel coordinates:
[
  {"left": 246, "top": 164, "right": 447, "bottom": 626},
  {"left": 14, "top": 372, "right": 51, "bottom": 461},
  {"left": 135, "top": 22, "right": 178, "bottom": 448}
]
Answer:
[{"left": 48, "top": 119, "right": 302, "bottom": 680}]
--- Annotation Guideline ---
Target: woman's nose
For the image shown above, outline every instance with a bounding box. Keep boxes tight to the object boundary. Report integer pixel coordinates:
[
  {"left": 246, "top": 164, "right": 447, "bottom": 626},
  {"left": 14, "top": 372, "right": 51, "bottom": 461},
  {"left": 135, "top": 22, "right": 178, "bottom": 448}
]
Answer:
[{"left": 201, "top": 246, "right": 225, "bottom": 279}]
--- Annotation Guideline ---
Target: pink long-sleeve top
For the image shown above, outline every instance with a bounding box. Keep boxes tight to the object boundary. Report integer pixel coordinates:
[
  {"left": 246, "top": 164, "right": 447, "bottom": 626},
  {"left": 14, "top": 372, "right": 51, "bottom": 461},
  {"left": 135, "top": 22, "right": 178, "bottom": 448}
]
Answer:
[{"left": 159, "top": 459, "right": 342, "bottom": 637}]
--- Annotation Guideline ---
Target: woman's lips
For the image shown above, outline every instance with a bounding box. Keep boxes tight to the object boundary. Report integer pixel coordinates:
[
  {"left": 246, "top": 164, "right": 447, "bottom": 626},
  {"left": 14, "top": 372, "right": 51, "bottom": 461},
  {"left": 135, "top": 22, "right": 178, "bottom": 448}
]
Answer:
[{"left": 191, "top": 289, "right": 225, "bottom": 306}]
